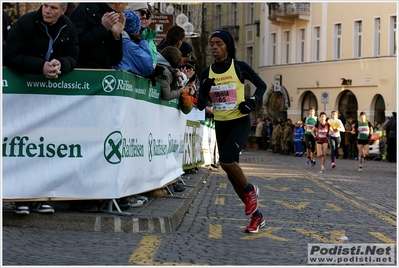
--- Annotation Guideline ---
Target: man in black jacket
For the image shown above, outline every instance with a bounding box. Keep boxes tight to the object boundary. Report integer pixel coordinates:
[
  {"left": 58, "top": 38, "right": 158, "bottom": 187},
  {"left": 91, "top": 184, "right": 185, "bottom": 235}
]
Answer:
[
  {"left": 386, "top": 112, "right": 397, "bottom": 163},
  {"left": 4, "top": 2, "right": 79, "bottom": 79},
  {"left": 70, "top": 3, "right": 127, "bottom": 69},
  {"left": 3, "top": 3, "right": 79, "bottom": 215}
]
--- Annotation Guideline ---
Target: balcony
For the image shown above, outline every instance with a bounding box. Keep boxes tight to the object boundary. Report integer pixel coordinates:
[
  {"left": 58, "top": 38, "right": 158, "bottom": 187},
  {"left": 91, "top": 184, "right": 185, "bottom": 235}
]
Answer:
[
  {"left": 221, "top": 25, "right": 240, "bottom": 40},
  {"left": 268, "top": 3, "right": 310, "bottom": 23}
]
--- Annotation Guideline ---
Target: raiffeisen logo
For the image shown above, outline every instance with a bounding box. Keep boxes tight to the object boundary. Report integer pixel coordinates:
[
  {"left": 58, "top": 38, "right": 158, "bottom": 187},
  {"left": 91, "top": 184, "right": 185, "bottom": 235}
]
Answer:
[
  {"left": 167, "top": 134, "right": 180, "bottom": 156},
  {"left": 148, "top": 133, "right": 168, "bottom": 162},
  {"left": 102, "top": 75, "right": 134, "bottom": 93},
  {"left": 2, "top": 136, "right": 82, "bottom": 158},
  {"left": 104, "top": 131, "right": 144, "bottom": 164},
  {"left": 148, "top": 87, "right": 160, "bottom": 99}
]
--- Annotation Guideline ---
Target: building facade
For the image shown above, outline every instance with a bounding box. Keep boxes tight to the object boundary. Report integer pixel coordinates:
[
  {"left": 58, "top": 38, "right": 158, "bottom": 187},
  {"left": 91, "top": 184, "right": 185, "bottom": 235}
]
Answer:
[{"left": 259, "top": 2, "right": 397, "bottom": 125}]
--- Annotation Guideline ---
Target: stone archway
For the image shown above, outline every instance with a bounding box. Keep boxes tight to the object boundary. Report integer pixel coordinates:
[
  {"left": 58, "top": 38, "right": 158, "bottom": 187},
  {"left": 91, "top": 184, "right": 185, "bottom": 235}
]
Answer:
[
  {"left": 263, "top": 85, "right": 290, "bottom": 121},
  {"left": 338, "top": 90, "right": 358, "bottom": 125},
  {"left": 301, "top": 91, "right": 317, "bottom": 120},
  {"left": 373, "top": 94, "right": 386, "bottom": 124}
]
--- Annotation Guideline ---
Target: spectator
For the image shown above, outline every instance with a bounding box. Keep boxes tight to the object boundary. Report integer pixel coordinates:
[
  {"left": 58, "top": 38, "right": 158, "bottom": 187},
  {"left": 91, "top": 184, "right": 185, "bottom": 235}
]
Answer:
[
  {"left": 2, "top": 10, "right": 11, "bottom": 48},
  {"left": 255, "top": 118, "right": 263, "bottom": 150},
  {"left": 282, "top": 121, "right": 292, "bottom": 155},
  {"left": 338, "top": 111, "right": 348, "bottom": 159},
  {"left": 156, "top": 46, "right": 185, "bottom": 101},
  {"left": 196, "top": 29, "right": 267, "bottom": 233},
  {"left": 386, "top": 111, "right": 397, "bottom": 163},
  {"left": 157, "top": 25, "right": 185, "bottom": 51},
  {"left": 70, "top": 2, "right": 128, "bottom": 212},
  {"left": 293, "top": 120, "right": 304, "bottom": 156},
  {"left": 179, "top": 41, "right": 193, "bottom": 64},
  {"left": 262, "top": 119, "right": 268, "bottom": 151},
  {"left": 70, "top": 2, "right": 128, "bottom": 68},
  {"left": 4, "top": 2, "right": 78, "bottom": 79},
  {"left": 126, "top": 2, "right": 158, "bottom": 65},
  {"left": 3, "top": 2, "right": 79, "bottom": 215},
  {"left": 113, "top": 10, "right": 153, "bottom": 77}
]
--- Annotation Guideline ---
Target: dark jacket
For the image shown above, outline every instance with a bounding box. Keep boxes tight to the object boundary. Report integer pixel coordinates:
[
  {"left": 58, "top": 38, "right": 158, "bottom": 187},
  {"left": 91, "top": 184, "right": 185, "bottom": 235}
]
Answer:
[
  {"left": 157, "top": 39, "right": 175, "bottom": 52},
  {"left": 4, "top": 6, "right": 79, "bottom": 75},
  {"left": 386, "top": 116, "right": 397, "bottom": 139},
  {"left": 70, "top": 3, "right": 123, "bottom": 68}
]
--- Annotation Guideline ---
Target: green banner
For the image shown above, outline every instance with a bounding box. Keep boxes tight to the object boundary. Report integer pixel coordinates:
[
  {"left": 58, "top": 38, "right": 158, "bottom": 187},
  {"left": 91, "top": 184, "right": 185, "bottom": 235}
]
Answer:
[{"left": 2, "top": 67, "right": 179, "bottom": 108}]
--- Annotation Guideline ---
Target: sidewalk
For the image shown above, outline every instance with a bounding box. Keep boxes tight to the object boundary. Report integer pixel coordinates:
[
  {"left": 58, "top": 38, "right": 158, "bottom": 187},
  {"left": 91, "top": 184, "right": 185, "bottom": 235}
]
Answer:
[{"left": 2, "top": 171, "right": 207, "bottom": 233}]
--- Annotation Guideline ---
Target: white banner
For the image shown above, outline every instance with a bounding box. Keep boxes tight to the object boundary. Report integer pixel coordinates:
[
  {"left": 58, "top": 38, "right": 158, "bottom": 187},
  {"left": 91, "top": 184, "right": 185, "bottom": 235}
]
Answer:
[{"left": 2, "top": 68, "right": 187, "bottom": 200}]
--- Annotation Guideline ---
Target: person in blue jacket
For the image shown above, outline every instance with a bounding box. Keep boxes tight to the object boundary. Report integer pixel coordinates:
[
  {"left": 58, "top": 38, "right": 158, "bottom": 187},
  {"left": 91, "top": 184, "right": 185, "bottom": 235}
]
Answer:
[{"left": 113, "top": 10, "right": 153, "bottom": 77}]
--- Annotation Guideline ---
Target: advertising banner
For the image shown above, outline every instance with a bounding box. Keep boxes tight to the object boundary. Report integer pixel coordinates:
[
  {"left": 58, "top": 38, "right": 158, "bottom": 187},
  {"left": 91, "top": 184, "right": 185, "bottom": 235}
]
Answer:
[{"left": 2, "top": 67, "right": 187, "bottom": 200}]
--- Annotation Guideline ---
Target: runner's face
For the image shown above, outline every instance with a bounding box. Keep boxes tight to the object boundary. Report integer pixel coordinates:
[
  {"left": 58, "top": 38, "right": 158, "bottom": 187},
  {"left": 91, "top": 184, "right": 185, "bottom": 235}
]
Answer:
[
  {"left": 359, "top": 114, "right": 366, "bottom": 122},
  {"left": 331, "top": 112, "right": 337, "bottom": 119},
  {"left": 210, "top": 37, "right": 228, "bottom": 62},
  {"left": 320, "top": 114, "right": 326, "bottom": 122},
  {"left": 309, "top": 109, "right": 315, "bottom": 116}
]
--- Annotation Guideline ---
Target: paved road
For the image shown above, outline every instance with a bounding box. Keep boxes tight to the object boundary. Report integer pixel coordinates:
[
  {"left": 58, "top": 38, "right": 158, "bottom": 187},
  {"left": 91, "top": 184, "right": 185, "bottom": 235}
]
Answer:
[{"left": 3, "top": 150, "right": 396, "bottom": 265}]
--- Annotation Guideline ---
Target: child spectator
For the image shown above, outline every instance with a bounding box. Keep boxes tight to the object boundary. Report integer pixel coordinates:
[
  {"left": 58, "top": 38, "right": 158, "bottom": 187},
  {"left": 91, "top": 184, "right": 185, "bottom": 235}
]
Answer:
[
  {"left": 156, "top": 46, "right": 185, "bottom": 101},
  {"left": 293, "top": 120, "right": 304, "bottom": 156}
]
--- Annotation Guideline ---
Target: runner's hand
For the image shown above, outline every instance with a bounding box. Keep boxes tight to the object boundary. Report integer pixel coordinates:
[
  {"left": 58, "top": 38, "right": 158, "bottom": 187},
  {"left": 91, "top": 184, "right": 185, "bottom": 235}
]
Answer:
[
  {"left": 200, "top": 78, "right": 215, "bottom": 99},
  {"left": 238, "top": 99, "right": 255, "bottom": 114}
]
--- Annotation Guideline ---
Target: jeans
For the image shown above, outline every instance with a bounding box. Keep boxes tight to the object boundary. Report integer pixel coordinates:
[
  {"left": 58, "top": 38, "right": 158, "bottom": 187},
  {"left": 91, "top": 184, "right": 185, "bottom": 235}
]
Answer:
[{"left": 329, "top": 135, "right": 341, "bottom": 163}]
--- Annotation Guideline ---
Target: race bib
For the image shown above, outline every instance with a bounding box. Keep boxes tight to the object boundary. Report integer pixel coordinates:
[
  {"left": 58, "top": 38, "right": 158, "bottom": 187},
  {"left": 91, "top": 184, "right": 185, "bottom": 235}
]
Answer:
[{"left": 209, "top": 84, "right": 237, "bottom": 111}]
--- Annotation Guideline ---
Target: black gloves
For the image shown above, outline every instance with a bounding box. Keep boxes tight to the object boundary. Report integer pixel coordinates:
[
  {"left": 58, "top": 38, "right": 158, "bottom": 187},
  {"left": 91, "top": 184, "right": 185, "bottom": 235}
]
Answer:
[
  {"left": 238, "top": 99, "right": 256, "bottom": 114},
  {"left": 200, "top": 78, "right": 215, "bottom": 99}
]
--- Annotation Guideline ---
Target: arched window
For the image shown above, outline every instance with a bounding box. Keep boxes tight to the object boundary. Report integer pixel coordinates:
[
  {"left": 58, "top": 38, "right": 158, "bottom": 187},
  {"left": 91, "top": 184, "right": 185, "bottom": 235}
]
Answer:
[
  {"left": 266, "top": 91, "right": 286, "bottom": 121},
  {"left": 301, "top": 91, "right": 317, "bottom": 120},
  {"left": 374, "top": 95, "right": 386, "bottom": 124},
  {"left": 338, "top": 90, "right": 358, "bottom": 124}
]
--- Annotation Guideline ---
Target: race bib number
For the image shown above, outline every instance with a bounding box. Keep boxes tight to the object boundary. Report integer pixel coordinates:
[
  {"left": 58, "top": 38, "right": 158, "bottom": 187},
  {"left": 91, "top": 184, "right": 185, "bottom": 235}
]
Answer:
[{"left": 209, "top": 84, "right": 237, "bottom": 110}]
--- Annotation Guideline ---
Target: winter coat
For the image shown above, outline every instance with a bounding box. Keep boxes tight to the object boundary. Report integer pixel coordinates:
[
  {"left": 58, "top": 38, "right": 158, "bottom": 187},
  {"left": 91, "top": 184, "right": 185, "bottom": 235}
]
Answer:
[
  {"left": 4, "top": 6, "right": 79, "bottom": 75},
  {"left": 155, "top": 52, "right": 181, "bottom": 101},
  {"left": 141, "top": 27, "right": 158, "bottom": 64},
  {"left": 70, "top": 3, "right": 123, "bottom": 68},
  {"left": 113, "top": 31, "right": 154, "bottom": 77}
]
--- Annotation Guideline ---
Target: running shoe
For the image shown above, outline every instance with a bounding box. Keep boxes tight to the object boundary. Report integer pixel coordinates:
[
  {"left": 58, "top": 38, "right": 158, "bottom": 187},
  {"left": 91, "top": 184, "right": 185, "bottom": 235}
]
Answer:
[
  {"left": 245, "top": 213, "right": 265, "bottom": 233},
  {"left": 312, "top": 160, "right": 316, "bottom": 166},
  {"left": 306, "top": 159, "right": 311, "bottom": 165},
  {"left": 332, "top": 163, "right": 336, "bottom": 169},
  {"left": 359, "top": 165, "right": 363, "bottom": 171},
  {"left": 244, "top": 185, "right": 259, "bottom": 215},
  {"left": 321, "top": 165, "right": 326, "bottom": 171}
]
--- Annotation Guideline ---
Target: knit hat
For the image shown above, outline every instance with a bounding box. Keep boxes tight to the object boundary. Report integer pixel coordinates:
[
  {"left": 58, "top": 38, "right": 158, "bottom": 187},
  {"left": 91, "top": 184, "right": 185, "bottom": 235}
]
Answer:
[
  {"left": 124, "top": 11, "right": 141, "bottom": 35},
  {"left": 180, "top": 41, "right": 193, "bottom": 57},
  {"left": 210, "top": 30, "right": 234, "bottom": 58},
  {"left": 126, "top": 2, "right": 148, "bottom": 11}
]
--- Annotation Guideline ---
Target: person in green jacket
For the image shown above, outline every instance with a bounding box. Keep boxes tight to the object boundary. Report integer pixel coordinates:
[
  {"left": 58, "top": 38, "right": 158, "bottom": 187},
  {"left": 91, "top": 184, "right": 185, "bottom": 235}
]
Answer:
[{"left": 126, "top": 2, "right": 158, "bottom": 66}]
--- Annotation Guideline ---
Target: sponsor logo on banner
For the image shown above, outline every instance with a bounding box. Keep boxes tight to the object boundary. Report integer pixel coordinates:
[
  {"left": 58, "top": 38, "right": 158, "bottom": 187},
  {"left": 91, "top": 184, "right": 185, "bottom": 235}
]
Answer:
[
  {"left": 2, "top": 136, "right": 82, "bottom": 158},
  {"left": 148, "top": 86, "right": 160, "bottom": 99},
  {"left": 148, "top": 133, "right": 181, "bottom": 162},
  {"left": 104, "top": 131, "right": 145, "bottom": 164},
  {"left": 102, "top": 75, "right": 134, "bottom": 93}
]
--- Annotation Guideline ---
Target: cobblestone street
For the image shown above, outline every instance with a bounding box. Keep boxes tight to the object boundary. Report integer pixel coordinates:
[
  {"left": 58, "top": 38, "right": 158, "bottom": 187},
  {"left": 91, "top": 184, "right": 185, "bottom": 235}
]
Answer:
[{"left": 3, "top": 149, "right": 396, "bottom": 266}]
